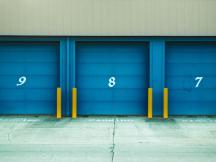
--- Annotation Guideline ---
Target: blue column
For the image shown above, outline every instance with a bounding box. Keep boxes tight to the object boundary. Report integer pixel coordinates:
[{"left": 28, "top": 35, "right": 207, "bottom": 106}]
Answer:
[
  {"left": 60, "top": 38, "right": 67, "bottom": 116},
  {"left": 150, "top": 40, "right": 165, "bottom": 116},
  {"left": 60, "top": 37, "right": 75, "bottom": 116},
  {"left": 70, "top": 39, "right": 76, "bottom": 87},
  {"left": 68, "top": 38, "right": 76, "bottom": 116}
]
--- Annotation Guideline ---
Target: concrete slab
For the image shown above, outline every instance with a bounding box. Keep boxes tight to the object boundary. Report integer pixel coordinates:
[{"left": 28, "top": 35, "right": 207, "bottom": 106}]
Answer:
[
  {"left": 0, "top": 116, "right": 216, "bottom": 162},
  {"left": 0, "top": 116, "right": 114, "bottom": 162},
  {"left": 114, "top": 117, "right": 216, "bottom": 162}
]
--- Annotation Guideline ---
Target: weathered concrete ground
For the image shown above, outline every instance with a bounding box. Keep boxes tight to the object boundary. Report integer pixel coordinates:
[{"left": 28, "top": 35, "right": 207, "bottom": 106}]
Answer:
[{"left": 0, "top": 116, "right": 216, "bottom": 162}]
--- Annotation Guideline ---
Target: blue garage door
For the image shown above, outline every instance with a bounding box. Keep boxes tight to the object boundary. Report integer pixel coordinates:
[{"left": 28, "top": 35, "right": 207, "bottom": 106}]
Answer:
[
  {"left": 166, "top": 42, "right": 216, "bottom": 115},
  {"left": 0, "top": 42, "right": 59, "bottom": 115},
  {"left": 77, "top": 42, "right": 149, "bottom": 115}
]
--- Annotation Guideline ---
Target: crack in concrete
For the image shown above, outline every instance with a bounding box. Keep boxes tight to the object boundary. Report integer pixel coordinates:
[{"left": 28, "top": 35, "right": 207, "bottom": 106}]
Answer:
[
  {"left": 111, "top": 117, "right": 116, "bottom": 162},
  {"left": 7, "top": 133, "right": 10, "bottom": 142},
  {"left": 7, "top": 126, "right": 14, "bottom": 143}
]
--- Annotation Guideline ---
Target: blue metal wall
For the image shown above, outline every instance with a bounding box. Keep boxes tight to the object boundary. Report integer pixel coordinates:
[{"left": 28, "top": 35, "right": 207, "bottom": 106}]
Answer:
[
  {"left": 76, "top": 42, "right": 149, "bottom": 115},
  {"left": 0, "top": 37, "right": 216, "bottom": 116}
]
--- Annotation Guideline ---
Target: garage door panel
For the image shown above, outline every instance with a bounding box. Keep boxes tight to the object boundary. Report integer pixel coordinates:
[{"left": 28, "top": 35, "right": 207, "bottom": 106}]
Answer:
[
  {"left": 78, "top": 43, "right": 147, "bottom": 64},
  {"left": 78, "top": 64, "right": 112, "bottom": 75},
  {"left": 167, "top": 42, "right": 216, "bottom": 50},
  {"left": 166, "top": 42, "right": 216, "bottom": 115},
  {"left": 0, "top": 43, "right": 58, "bottom": 62},
  {"left": 78, "top": 102, "right": 146, "bottom": 115},
  {"left": 78, "top": 53, "right": 147, "bottom": 63},
  {"left": 78, "top": 76, "right": 147, "bottom": 88},
  {"left": 169, "top": 89, "right": 216, "bottom": 101},
  {"left": 0, "top": 89, "right": 56, "bottom": 101},
  {"left": 0, "top": 62, "right": 57, "bottom": 75},
  {"left": 77, "top": 42, "right": 149, "bottom": 115},
  {"left": 169, "top": 102, "right": 216, "bottom": 115},
  {"left": 113, "top": 90, "right": 147, "bottom": 101},
  {"left": 0, "top": 42, "right": 59, "bottom": 115},
  {"left": 79, "top": 89, "right": 147, "bottom": 101},
  {"left": 0, "top": 53, "right": 57, "bottom": 62},
  {"left": 167, "top": 76, "right": 216, "bottom": 88},
  {"left": 166, "top": 77, "right": 194, "bottom": 88},
  {"left": 167, "top": 63, "right": 216, "bottom": 75},
  {"left": 0, "top": 102, "right": 56, "bottom": 115},
  {"left": 0, "top": 76, "right": 57, "bottom": 88},
  {"left": 78, "top": 63, "right": 146, "bottom": 75},
  {"left": 168, "top": 57, "right": 216, "bottom": 63},
  {"left": 79, "top": 89, "right": 112, "bottom": 101}
]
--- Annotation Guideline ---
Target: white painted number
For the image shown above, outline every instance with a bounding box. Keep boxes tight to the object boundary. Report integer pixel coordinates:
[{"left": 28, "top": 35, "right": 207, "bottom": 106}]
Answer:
[
  {"left": 195, "top": 77, "right": 203, "bottom": 88},
  {"left": 16, "top": 76, "right": 27, "bottom": 87},
  {"left": 108, "top": 77, "right": 116, "bottom": 88}
]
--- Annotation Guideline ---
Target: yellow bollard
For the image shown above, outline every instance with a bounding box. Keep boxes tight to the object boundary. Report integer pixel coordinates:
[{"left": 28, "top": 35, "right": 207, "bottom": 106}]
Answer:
[
  {"left": 163, "top": 88, "right": 168, "bottom": 119},
  {"left": 148, "top": 88, "right": 153, "bottom": 119},
  {"left": 72, "top": 88, "right": 77, "bottom": 118},
  {"left": 56, "top": 88, "right": 62, "bottom": 119}
]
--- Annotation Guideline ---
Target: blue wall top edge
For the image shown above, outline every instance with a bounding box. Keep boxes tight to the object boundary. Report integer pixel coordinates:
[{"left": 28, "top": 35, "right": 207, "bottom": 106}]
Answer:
[{"left": 1, "top": 36, "right": 216, "bottom": 42}]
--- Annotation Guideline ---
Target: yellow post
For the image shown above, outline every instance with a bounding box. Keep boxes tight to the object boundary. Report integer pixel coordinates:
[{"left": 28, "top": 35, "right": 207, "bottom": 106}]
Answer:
[
  {"left": 148, "top": 88, "right": 153, "bottom": 119},
  {"left": 56, "top": 88, "right": 62, "bottom": 119},
  {"left": 164, "top": 88, "right": 168, "bottom": 119},
  {"left": 72, "top": 88, "right": 77, "bottom": 118}
]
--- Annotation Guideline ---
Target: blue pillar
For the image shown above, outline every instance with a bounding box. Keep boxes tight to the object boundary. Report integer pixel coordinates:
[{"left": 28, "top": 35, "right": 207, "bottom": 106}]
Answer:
[
  {"left": 150, "top": 40, "right": 165, "bottom": 116},
  {"left": 60, "top": 38, "right": 67, "bottom": 116},
  {"left": 68, "top": 38, "right": 76, "bottom": 116},
  {"left": 60, "top": 38, "right": 75, "bottom": 116},
  {"left": 70, "top": 39, "right": 76, "bottom": 87}
]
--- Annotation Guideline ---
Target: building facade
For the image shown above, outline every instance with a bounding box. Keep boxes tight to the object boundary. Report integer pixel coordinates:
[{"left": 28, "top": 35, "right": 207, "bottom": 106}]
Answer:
[{"left": 0, "top": 0, "right": 216, "bottom": 116}]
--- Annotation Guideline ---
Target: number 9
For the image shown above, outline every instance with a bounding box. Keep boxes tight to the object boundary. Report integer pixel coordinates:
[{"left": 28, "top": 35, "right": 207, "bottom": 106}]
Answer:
[{"left": 16, "top": 76, "right": 27, "bottom": 86}]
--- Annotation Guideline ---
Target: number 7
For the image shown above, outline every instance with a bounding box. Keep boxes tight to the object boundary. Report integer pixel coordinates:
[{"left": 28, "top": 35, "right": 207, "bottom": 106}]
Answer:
[{"left": 195, "top": 77, "right": 203, "bottom": 88}]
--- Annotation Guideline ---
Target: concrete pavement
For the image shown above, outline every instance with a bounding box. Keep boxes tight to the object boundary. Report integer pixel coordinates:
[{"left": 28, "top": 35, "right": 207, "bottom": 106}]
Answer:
[{"left": 0, "top": 116, "right": 216, "bottom": 162}]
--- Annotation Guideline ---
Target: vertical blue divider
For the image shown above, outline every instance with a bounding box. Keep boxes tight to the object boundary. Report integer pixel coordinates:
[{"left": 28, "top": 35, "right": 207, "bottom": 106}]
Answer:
[
  {"left": 68, "top": 38, "right": 76, "bottom": 115},
  {"left": 66, "top": 38, "right": 70, "bottom": 116},
  {"left": 61, "top": 37, "right": 76, "bottom": 116},
  {"left": 60, "top": 38, "right": 67, "bottom": 116},
  {"left": 150, "top": 40, "right": 165, "bottom": 116},
  {"left": 70, "top": 39, "right": 76, "bottom": 87}
]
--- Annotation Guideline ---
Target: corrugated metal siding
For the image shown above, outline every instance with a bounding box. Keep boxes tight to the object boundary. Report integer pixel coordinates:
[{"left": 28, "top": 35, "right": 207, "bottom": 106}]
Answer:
[{"left": 0, "top": 0, "right": 216, "bottom": 36}]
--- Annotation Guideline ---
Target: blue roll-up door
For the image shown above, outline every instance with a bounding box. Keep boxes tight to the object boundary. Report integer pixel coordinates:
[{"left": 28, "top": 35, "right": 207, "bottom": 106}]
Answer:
[
  {"left": 76, "top": 42, "right": 149, "bottom": 115},
  {"left": 0, "top": 42, "right": 59, "bottom": 115},
  {"left": 166, "top": 42, "right": 216, "bottom": 115}
]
